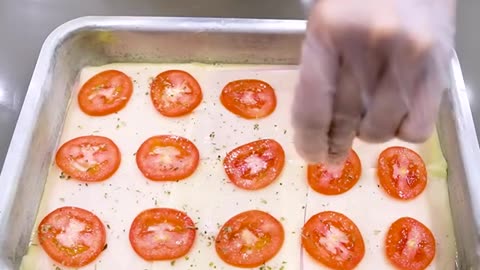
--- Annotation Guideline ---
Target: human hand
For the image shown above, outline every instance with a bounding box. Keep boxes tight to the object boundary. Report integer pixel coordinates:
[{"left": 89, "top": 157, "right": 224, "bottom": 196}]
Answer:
[{"left": 292, "top": 0, "right": 456, "bottom": 165}]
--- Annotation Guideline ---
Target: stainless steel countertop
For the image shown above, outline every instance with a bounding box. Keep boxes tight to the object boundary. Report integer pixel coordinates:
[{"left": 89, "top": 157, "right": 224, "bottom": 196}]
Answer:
[{"left": 0, "top": 0, "right": 478, "bottom": 170}]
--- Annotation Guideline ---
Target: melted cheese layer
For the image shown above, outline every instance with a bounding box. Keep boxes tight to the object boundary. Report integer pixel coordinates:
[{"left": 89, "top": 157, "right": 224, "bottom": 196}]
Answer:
[{"left": 20, "top": 63, "right": 455, "bottom": 270}]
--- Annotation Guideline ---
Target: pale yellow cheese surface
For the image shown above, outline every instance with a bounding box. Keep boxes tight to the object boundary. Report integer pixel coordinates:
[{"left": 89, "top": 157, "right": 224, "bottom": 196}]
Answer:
[{"left": 20, "top": 63, "right": 456, "bottom": 270}]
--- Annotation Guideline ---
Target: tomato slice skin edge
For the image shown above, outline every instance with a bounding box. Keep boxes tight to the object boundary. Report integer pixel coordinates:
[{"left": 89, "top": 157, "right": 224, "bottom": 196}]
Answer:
[
  {"left": 220, "top": 79, "right": 277, "bottom": 119},
  {"left": 135, "top": 135, "right": 200, "bottom": 181},
  {"left": 215, "top": 210, "right": 285, "bottom": 268},
  {"left": 302, "top": 211, "right": 365, "bottom": 270},
  {"left": 55, "top": 135, "right": 121, "bottom": 182},
  {"left": 223, "top": 139, "right": 285, "bottom": 190},
  {"left": 307, "top": 149, "right": 362, "bottom": 195},
  {"left": 150, "top": 70, "right": 203, "bottom": 117},
  {"left": 78, "top": 69, "right": 133, "bottom": 116},
  {"left": 37, "top": 206, "right": 107, "bottom": 268},
  {"left": 377, "top": 146, "right": 428, "bottom": 200},
  {"left": 385, "top": 217, "right": 436, "bottom": 270},
  {"left": 129, "top": 208, "right": 196, "bottom": 261}
]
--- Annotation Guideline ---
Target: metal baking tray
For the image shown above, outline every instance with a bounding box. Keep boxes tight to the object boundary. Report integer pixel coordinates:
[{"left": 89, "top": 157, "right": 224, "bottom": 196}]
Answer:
[{"left": 0, "top": 16, "right": 479, "bottom": 269}]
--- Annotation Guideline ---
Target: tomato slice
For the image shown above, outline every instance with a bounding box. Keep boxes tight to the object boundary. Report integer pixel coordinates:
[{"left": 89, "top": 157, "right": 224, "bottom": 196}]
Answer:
[
  {"left": 78, "top": 70, "right": 133, "bottom": 116},
  {"left": 385, "top": 217, "right": 436, "bottom": 270},
  {"left": 136, "top": 135, "right": 200, "bottom": 181},
  {"left": 302, "top": 211, "right": 365, "bottom": 270},
  {"left": 129, "top": 208, "right": 196, "bottom": 261},
  {"left": 215, "top": 210, "right": 285, "bottom": 268},
  {"left": 37, "top": 207, "right": 107, "bottom": 267},
  {"left": 220, "top": 79, "right": 277, "bottom": 119},
  {"left": 307, "top": 149, "right": 362, "bottom": 195},
  {"left": 150, "top": 70, "right": 203, "bottom": 117},
  {"left": 377, "top": 146, "right": 427, "bottom": 200},
  {"left": 55, "top": 135, "right": 121, "bottom": 182},
  {"left": 223, "top": 139, "right": 285, "bottom": 190}
]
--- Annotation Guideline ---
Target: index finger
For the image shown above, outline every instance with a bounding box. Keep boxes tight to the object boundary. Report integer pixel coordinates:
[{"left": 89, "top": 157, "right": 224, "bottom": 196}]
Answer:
[{"left": 292, "top": 31, "right": 338, "bottom": 163}]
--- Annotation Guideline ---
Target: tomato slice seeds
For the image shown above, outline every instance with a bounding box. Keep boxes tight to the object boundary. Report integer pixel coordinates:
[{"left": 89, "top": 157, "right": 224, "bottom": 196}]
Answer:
[
  {"left": 150, "top": 70, "right": 203, "bottom": 117},
  {"left": 224, "top": 139, "right": 285, "bottom": 190},
  {"left": 37, "top": 207, "right": 107, "bottom": 267},
  {"left": 129, "top": 208, "right": 197, "bottom": 261},
  {"left": 385, "top": 217, "right": 436, "bottom": 270},
  {"left": 55, "top": 135, "right": 121, "bottom": 182},
  {"left": 78, "top": 70, "right": 133, "bottom": 116},
  {"left": 220, "top": 79, "right": 277, "bottom": 119},
  {"left": 378, "top": 146, "right": 427, "bottom": 200},
  {"left": 215, "top": 210, "right": 285, "bottom": 267},
  {"left": 308, "top": 149, "right": 362, "bottom": 195},
  {"left": 302, "top": 211, "right": 365, "bottom": 270},
  {"left": 136, "top": 135, "right": 200, "bottom": 181}
]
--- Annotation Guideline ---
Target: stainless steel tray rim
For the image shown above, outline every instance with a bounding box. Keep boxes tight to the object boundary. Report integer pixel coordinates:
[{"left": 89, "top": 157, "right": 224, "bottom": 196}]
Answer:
[
  {"left": 1, "top": 15, "right": 480, "bottom": 269},
  {"left": 54, "top": 16, "right": 308, "bottom": 33},
  {"left": 450, "top": 53, "right": 480, "bottom": 227}
]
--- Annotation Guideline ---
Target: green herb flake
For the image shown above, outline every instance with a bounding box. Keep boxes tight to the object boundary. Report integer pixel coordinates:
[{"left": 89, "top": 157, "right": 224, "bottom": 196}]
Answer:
[
  {"left": 170, "top": 260, "right": 176, "bottom": 266},
  {"left": 254, "top": 123, "right": 260, "bottom": 130}
]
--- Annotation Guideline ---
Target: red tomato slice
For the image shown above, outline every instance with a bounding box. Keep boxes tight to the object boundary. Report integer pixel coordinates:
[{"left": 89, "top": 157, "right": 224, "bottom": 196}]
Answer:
[
  {"left": 307, "top": 149, "right": 362, "bottom": 195},
  {"left": 129, "top": 208, "right": 196, "bottom": 260},
  {"left": 78, "top": 70, "right": 133, "bottom": 116},
  {"left": 215, "top": 210, "right": 285, "bottom": 268},
  {"left": 220, "top": 79, "right": 277, "bottom": 119},
  {"left": 150, "top": 70, "right": 203, "bottom": 117},
  {"left": 55, "top": 135, "right": 121, "bottom": 182},
  {"left": 302, "top": 211, "right": 365, "bottom": 270},
  {"left": 37, "top": 207, "right": 107, "bottom": 267},
  {"left": 385, "top": 217, "right": 436, "bottom": 270},
  {"left": 377, "top": 146, "right": 427, "bottom": 200},
  {"left": 136, "top": 135, "right": 199, "bottom": 181},
  {"left": 223, "top": 139, "right": 285, "bottom": 190}
]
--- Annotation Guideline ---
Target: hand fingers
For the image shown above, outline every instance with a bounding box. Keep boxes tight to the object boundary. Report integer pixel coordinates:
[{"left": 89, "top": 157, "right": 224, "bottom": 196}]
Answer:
[
  {"left": 358, "top": 32, "right": 420, "bottom": 142},
  {"left": 292, "top": 32, "right": 337, "bottom": 164},
  {"left": 397, "top": 48, "right": 450, "bottom": 142},
  {"left": 325, "top": 24, "right": 374, "bottom": 164},
  {"left": 327, "top": 62, "right": 363, "bottom": 165},
  {"left": 358, "top": 67, "right": 409, "bottom": 142}
]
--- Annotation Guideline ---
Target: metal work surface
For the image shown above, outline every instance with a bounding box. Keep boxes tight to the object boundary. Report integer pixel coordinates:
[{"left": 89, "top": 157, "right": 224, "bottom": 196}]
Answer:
[
  {"left": 1, "top": 16, "right": 480, "bottom": 269},
  {"left": 1, "top": 0, "right": 480, "bottom": 171}
]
